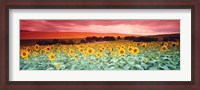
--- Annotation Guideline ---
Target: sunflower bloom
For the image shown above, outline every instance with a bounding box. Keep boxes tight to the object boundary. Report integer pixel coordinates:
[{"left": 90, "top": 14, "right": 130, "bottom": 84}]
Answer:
[
  {"left": 20, "top": 50, "right": 29, "bottom": 60},
  {"left": 144, "top": 58, "right": 149, "bottom": 63},
  {"left": 141, "top": 43, "right": 147, "bottom": 48},
  {"left": 108, "top": 47, "right": 113, "bottom": 52},
  {"left": 68, "top": 49, "right": 74, "bottom": 56},
  {"left": 116, "top": 45, "right": 121, "bottom": 49},
  {"left": 98, "top": 48, "right": 104, "bottom": 53},
  {"left": 96, "top": 52, "right": 103, "bottom": 58},
  {"left": 111, "top": 51, "right": 115, "bottom": 57},
  {"left": 66, "top": 53, "right": 70, "bottom": 57},
  {"left": 34, "top": 44, "right": 40, "bottom": 51},
  {"left": 132, "top": 47, "right": 139, "bottom": 55},
  {"left": 171, "top": 42, "right": 178, "bottom": 47},
  {"left": 55, "top": 63, "right": 60, "bottom": 69},
  {"left": 26, "top": 47, "right": 31, "bottom": 54},
  {"left": 118, "top": 48, "right": 126, "bottom": 56},
  {"left": 78, "top": 48, "right": 84, "bottom": 53},
  {"left": 127, "top": 46, "right": 134, "bottom": 53},
  {"left": 86, "top": 47, "right": 95, "bottom": 55},
  {"left": 48, "top": 53, "right": 56, "bottom": 62},
  {"left": 32, "top": 51, "right": 38, "bottom": 57},
  {"left": 160, "top": 45, "right": 168, "bottom": 52},
  {"left": 121, "top": 45, "right": 126, "bottom": 49},
  {"left": 73, "top": 55, "right": 80, "bottom": 60},
  {"left": 45, "top": 46, "right": 51, "bottom": 53},
  {"left": 163, "top": 42, "right": 168, "bottom": 46},
  {"left": 62, "top": 47, "right": 67, "bottom": 53}
]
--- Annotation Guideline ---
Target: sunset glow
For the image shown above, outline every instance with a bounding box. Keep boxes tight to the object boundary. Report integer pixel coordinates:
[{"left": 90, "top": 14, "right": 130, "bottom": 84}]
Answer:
[{"left": 20, "top": 20, "right": 180, "bottom": 35}]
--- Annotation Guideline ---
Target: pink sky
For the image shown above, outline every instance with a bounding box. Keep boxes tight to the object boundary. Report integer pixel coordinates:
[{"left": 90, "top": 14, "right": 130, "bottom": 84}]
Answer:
[{"left": 20, "top": 20, "right": 180, "bottom": 35}]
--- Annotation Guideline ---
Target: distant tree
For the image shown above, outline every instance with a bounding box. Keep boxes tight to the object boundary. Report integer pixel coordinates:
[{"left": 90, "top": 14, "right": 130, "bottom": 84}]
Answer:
[
  {"left": 36, "top": 40, "right": 46, "bottom": 45},
  {"left": 66, "top": 39, "right": 74, "bottom": 45},
  {"left": 60, "top": 40, "right": 67, "bottom": 44},
  {"left": 163, "top": 37, "right": 169, "bottom": 41},
  {"left": 124, "top": 36, "right": 159, "bottom": 42},
  {"left": 124, "top": 36, "right": 137, "bottom": 41},
  {"left": 168, "top": 36, "right": 180, "bottom": 41},
  {"left": 117, "top": 36, "right": 121, "bottom": 40},
  {"left": 103, "top": 36, "right": 115, "bottom": 41},
  {"left": 86, "top": 37, "right": 92, "bottom": 42},
  {"left": 98, "top": 37, "right": 103, "bottom": 41},
  {"left": 80, "top": 39, "right": 86, "bottom": 43},
  {"left": 52, "top": 39, "right": 59, "bottom": 44}
]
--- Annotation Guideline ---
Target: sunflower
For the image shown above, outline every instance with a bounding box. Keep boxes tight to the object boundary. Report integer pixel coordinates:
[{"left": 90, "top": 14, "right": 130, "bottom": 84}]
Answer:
[
  {"left": 98, "top": 48, "right": 104, "bottom": 53},
  {"left": 96, "top": 52, "right": 103, "bottom": 58},
  {"left": 26, "top": 47, "right": 31, "bottom": 53},
  {"left": 68, "top": 49, "right": 74, "bottom": 56},
  {"left": 73, "top": 55, "right": 80, "bottom": 60},
  {"left": 66, "top": 53, "right": 70, "bottom": 57},
  {"left": 116, "top": 45, "right": 121, "bottom": 49},
  {"left": 118, "top": 48, "right": 126, "bottom": 56},
  {"left": 127, "top": 46, "right": 134, "bottom": 53},
  {"left": 83, "top": 52, "right": 88, "bottom": 57},
  {"left": 111, "top": 51, "right": 115, "bottom": 57},
  {"left": 128, "top": 44, "right": 133, "bottom": 47},
  {"left": 48, "top": 53, "right": 55, "bottom": 62},
  {"left": 45, "top": 46, "right": 51, "bottom": 53},
  {"left": 34, "top": 44, "right": 40, "bottom": 51},
  {"left": 79, "top": 45, "right": 84, "bottom": 48},
  {"left": 106, "top": 46, "right": 110, "bottom": 50},
  {"left": 132, "top": 47, "right": 139, "bottom": 55},
  {"left": 108, "top": 47, "right": 113, "bottom": 52},
  {"left": 20, "top": 50, "right": 29, "bottom": 60},
  {"left": 121, "top": 45, "right": 126, "bottom": 49},
  {"left": 40, "top": 48, "right": 46, "bottom": 54},
  {"left": 171, "top": 42, "right": 178, "bottom": 47},
  {"left": 144, "top": 58, "right": 149, "bottom": 63},
  {"left": 55, "top": 63, "right": 60, "bottom": 69},
  {"left": 32, "top": 51, "right": 38, "bottom": 56},
  {"left": 163, "top": 42, "right": 168, "bottom": 46},
  {"left": 86, "top": 47, "right": 95, "bottom": 55},
  {"left": 62, "top": 47, "right": 67, "bottom": 53},
  {"left": 101, "top": 47, "right": 105, "bottom": 50},
  {"left": 78, "top": 47, "right": 84, "bottom": 53},
  {"left": 75, "top": 45, "right": 80, "bottom": 48},
  {"left": 160, "top": 45, "right": 168, "bottom": 52},
  {"left": 141, "top": 43, "right": 147, "bottom": 48}
]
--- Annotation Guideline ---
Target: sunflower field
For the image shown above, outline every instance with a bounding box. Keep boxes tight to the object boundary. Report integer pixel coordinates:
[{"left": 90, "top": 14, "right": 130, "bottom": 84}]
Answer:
[{"left": 20, "top": 41, "right": 180, "bottom": 70}]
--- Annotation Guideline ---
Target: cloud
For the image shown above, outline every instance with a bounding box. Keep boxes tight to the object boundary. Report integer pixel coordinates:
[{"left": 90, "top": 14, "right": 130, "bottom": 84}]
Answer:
[{"left": 20, "top": 20, "right": 180, "bottom": 35}]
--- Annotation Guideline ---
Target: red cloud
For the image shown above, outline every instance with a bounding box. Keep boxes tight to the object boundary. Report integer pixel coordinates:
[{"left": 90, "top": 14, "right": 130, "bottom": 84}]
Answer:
[{"left": 20, "top": 20, "right": 180, "bottom": 35}]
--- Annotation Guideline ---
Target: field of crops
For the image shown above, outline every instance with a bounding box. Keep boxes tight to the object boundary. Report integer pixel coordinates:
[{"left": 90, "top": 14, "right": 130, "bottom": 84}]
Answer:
[{"left": 20, "top": 40, "right": 180, "bottom": 70}]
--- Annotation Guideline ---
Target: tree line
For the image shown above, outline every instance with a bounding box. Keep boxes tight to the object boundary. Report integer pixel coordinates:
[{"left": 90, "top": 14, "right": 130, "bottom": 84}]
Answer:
[{"left": 36, "top": 35, "right": 180, "bottom": 45}]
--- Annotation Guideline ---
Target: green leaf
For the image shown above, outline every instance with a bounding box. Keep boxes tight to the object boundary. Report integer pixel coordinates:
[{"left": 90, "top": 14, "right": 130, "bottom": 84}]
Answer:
[
  {"left": 22, "top": 64, "right": 29, "bottom": 70},
  {"left": 149, "top": 67, "right": 157, "bottom": 70},
  {"left": 160, "top": 65, "right": 169, "bottom": 70}
]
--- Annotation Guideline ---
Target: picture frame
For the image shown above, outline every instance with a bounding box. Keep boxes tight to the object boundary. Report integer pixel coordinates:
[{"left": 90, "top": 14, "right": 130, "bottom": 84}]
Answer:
[{"left": 0, "top": 0, "right": 199, "bottom": 90}]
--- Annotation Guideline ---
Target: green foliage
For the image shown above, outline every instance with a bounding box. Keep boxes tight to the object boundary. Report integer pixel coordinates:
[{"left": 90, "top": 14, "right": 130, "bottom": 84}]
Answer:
[{"left": 20, "top": 41, "right": 180, "bottom": 70}]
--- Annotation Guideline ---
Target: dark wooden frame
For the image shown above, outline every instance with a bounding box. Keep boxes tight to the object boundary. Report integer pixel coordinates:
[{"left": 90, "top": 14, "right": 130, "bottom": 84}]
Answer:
[{"left": 0, "top": 0, "right": 199, "bottom": 90}]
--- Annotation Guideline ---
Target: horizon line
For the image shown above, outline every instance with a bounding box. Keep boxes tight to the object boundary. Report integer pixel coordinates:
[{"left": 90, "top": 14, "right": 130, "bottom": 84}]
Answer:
[{"left": 20, "top": 30, "right": 180, "bottom": 35}]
